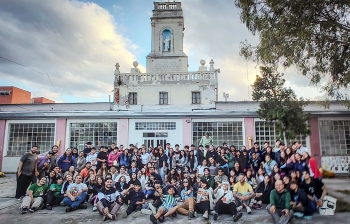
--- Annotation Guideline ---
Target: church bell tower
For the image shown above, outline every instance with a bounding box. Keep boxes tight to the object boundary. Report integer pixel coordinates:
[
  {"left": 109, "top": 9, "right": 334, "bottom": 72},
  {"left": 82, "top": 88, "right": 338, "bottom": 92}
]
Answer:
[{"left": 146, "top": 1, "right": 188, "bottom": 73}]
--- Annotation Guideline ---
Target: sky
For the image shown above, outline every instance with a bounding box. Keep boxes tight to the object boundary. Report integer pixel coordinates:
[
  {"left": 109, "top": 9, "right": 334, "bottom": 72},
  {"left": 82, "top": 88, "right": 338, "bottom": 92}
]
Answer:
[{"left": 0, "top": 0, "right": 324, "bottom": 103}]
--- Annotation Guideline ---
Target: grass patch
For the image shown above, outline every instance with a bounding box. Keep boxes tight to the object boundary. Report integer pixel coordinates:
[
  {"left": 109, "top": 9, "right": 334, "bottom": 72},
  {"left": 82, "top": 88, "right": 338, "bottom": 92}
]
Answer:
[
  {"left": 336, "top": 189, "right": 350, "bottom": 196},
  {"left": 336, "top": 197, "right": 350, "bottom": 212}
]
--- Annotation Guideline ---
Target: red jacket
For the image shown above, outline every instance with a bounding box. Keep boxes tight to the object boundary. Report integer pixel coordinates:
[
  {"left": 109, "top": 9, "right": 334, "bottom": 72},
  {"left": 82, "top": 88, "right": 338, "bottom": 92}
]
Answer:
[{"left": 309, "top": 157, "right": 321, "bottom": 179}]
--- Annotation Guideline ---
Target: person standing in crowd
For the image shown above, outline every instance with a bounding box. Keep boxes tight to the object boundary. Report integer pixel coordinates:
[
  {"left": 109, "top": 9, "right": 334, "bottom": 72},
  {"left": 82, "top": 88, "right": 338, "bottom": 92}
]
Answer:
[
  {"left": 263, "top": 154, "right": 277, "bottom": 176},
  {"left": 58, "top": 148, "right": 76, "bottom": 173},
  {"left": 86, "top": 148, "right": 98, "bottom": 170},
  {"left": 97, "top": 178, "right": 124, "bottom": 221},
  {"left": 84, "top": 142, "right": 93, "bottom": 157},
  {"left": 158, "top": 148, "right": 168, "bottom": 183},
  {"left": 267, "top": 180, "right": 294, "bottom": 224},
  {"left": 108, "top": 147, "right": 121, "bottom": 169},
  {"left": 96, "top": 146, "right": 108, "bottom": 171},
  {"left": 36, "top": 151, "right": 53, "bottom": 179},
  {"left": 199, "top": 132, "right": 213, "bottom": 147},
  {"left": 47, "top": 145, "right": 59, "bottom": 171},
  {"left": 108, "top": 142, "right": 117, "bottom": 154},
  {"left": 75, "top": 151, "right": 86, "bottom": 172},
  {"left": 19, "top": 176, "right": 48, "bottom": 214},
  {"left": 15, "top": 145, "right": 39, "bottom": 200},
  {"left": 302, "top": 151, "right": 322, "bottom": 179}
]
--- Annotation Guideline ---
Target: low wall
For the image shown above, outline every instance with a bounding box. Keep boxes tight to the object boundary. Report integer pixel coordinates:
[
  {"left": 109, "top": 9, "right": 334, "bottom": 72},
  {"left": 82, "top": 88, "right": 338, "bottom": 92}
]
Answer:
[{"left": 321, "top": 156, "right": 350, "bottom": 173}]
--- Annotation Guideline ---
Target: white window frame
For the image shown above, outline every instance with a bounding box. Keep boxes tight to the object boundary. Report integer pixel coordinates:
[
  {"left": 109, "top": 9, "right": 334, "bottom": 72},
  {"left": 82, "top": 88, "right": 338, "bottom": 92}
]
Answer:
[
  {"left": 191, "top": 91, "right": 201, "bottom": 104},
  {"left": 4, "top": 119, "right": 56, "bottom": 156},
  {"left": 159, "top": 92, "right": 168, "bottom": 105},
  {"left": 128, "top": 92, "right": 137, "bottom": 105},
  {"left": 65, "top": 119, "right": 119, "bottom": 150}
]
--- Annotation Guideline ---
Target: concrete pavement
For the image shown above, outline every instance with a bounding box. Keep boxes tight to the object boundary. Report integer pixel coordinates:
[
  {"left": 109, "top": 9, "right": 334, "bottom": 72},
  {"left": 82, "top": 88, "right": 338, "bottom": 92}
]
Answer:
[{"left": 0, "top": 174, "right": 349, "bottom": 224}]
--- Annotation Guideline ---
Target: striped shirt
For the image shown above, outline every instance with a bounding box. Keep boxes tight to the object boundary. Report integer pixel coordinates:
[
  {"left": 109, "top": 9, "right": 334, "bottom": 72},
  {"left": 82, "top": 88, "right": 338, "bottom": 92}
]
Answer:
[{"left": 162, "top": 194, "right": 177, "bottom": 209}]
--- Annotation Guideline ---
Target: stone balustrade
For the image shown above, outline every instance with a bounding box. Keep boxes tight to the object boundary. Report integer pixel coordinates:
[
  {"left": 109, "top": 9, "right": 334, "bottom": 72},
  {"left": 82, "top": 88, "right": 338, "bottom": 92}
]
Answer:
[{"left": 116, "top": 71, "right": 216, "bottom": 86}]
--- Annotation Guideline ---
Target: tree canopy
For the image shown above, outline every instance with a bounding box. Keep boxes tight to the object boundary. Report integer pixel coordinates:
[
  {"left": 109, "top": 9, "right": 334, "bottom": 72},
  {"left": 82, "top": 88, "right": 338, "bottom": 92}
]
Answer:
[
  {"left": 252, "top": 66, "right": 311, "bottom": 143},
  {"left": 235, "top": 0, "right": 350, "bottom": 107}
]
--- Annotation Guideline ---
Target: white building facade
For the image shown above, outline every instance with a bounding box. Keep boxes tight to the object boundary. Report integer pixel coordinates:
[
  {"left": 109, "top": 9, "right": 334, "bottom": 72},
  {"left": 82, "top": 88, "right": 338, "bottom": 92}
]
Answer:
[{"left": 0, "top": 2, "right": 349, "bottom": 173}]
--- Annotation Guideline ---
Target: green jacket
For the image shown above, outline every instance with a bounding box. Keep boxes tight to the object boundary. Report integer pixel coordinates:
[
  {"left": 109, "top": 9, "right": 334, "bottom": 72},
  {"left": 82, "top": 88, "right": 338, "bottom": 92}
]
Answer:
[
  {"left": 201, "top": 175, "right": 215, "bottom": 189},
  {"left": 49, "top": 183, "right": 63, "bottom": 197},
  {"left": 199, "top": 136, "right": 213, "bottom": 147},
  {"left": 225, "top": 152, "right": 235, "bottom": 168},
  {"left": 269, "top": 189, "right": 291, "bottom": 209}
]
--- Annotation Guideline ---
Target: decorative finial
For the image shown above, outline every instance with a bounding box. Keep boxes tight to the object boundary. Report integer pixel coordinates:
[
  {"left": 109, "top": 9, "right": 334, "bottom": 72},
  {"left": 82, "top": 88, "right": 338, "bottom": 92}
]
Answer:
[
  {"left": 200, "top": 59, "right": 206, "bottom": 66},
  {"left": 133, "top": 61, "right": 139, "bottom": 68},
  {"left": 209, "top": 59, "right": 214, "bottom": 67},
  {"left": 115, "top": 63, "right": 120, "bottom": 71}
]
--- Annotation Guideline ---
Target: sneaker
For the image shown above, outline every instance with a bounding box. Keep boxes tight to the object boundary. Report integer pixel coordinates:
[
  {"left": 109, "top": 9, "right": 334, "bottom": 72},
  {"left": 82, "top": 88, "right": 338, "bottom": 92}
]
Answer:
[
  {"left": 142, "top": 209, "right": 153, "bottom": 215},
  {"left": 171, "top": 211, "right": 177, "bottom": 217},
  {"left": 60, "top": 201, "right": 65, "bottom": 206},
  {"left": 294, "top": 212, "right": 304, "bottom": 218},
  {"left": 132, "top": 211, "right": 141, "bottom": 218},
  {"left": 213, "top": 212, "right": 218, "bottom": 220},
  {"left": 252, "top": 203, "right": 258, "bottom": 209},
  {"left": 303, "top": 215, "right": 312, "bottom": 219},
  {"left": 65, "top": 207, "right": 74, "bottom": 212},
  {"left": 194, "top": 211, "right": 198, "bottom": 217},
  {"left": 203, "top": 211, "right": 209, "bottom": 219},
  {"left": 233, "top": 213, "right": 243, "bottom": 222},
  {"left": 46, "top": 205, "right": 52, "bottom": 210},
  {"left": 149, "top": 203, "right": 157, "bottom": 215},
  {"left": 79, "top": 204, "right": 87, "bottom": 209},
  {"left": 21, "top": 208, "right": 28, "bottom": 214},
  {"left": 246, "top": 206, "right": 252, "bottom": 214},
  {"left": 121, "top": 208, "right": 127, "bottom": 218},
  {"left": 188, "top": 211, "right": 195, "bottom": 220},
  {"left": 159, "top": 215, "right": 165, "bottom": 223},
  {"left": 150, "top": 214, "right": 158, "bottom": 224},
  {"left": 236, "top": 205, "right": 243, "bottom": 212},
  {"left": 255, "top": 204, "right": 263, "bottom": 209},
  {"left": 28, "top": 208, "right": 35, "bottom": 213},
  {"left": 92, "top": 205, "right": 97, "bottom": 211}
]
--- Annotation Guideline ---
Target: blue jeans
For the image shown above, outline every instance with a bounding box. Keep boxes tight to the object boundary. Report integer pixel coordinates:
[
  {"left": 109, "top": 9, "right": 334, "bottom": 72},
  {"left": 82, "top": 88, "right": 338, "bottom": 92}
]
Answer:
[
  {"left": 143, "top": 189, "right": 154, "bottom": 197},
  {"left": 159, "top": 167, "right": 167, "bottom": 184},
  {"left": 63, "top": 192, "right": 88, "bottom": 209}
]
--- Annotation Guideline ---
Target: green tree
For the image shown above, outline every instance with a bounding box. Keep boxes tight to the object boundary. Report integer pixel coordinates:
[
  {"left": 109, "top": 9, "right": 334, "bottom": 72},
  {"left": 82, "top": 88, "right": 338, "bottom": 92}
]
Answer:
[
  {"left": 252, "top": 66, "right": 311, "bottom": 143},
  {"left": 235, "top": 0, "right": 350, "bottom": 107}
]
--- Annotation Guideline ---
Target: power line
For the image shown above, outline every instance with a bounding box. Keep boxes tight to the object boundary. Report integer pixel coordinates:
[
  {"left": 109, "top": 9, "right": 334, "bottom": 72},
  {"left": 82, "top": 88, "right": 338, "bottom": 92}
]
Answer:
[{"left": 0, "top": 56, "right": 78, "bottom": 110}]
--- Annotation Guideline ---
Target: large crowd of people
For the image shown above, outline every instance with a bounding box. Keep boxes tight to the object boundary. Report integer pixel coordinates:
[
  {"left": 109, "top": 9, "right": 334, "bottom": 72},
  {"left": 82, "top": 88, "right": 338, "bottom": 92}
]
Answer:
[{"left": 15, "top": 133, "right": 329, "bottom": 224}]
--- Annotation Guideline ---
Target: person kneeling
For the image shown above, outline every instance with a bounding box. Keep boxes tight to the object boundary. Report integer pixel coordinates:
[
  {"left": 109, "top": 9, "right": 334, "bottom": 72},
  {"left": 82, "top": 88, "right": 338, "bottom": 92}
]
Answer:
[
  {"left": 150, "top": 185, "right": 178, "bottom": 224},
  {"left": 63, "top": 175, "right": 88, "bottom": 212},
  {"left": 97, "top": 178, "right": 123, "bottom": 221},
  {"left": 267, "top": 180, "right": 294, "bottom": 224},
  {"left": 20, "top": 177, "right": 48, "bottom": 214},
  {"left": 213, "top": 181, "right": 243, "bottom": 222}
]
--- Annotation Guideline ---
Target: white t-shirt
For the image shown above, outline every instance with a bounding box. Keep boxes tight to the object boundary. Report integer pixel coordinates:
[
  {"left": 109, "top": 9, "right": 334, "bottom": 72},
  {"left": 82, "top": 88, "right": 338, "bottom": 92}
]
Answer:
[
  {"left": 86, "top": 153, "right": 98, "bottom": 169},
  {"left": 67, "top": 183, "right": 87, "bottom": 196}
]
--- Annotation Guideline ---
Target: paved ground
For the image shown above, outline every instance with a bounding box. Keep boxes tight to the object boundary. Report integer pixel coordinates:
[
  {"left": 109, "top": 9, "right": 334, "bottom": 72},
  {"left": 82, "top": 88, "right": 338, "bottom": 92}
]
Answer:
[{"left": 0, "top": 174, "right": 350, "bottom": 224}]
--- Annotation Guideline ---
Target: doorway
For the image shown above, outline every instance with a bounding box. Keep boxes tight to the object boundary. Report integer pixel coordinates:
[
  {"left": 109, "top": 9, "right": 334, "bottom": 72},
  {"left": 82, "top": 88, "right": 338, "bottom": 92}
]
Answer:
[{"left": 143, "top": 132, "right": 168, "bottom": 149}]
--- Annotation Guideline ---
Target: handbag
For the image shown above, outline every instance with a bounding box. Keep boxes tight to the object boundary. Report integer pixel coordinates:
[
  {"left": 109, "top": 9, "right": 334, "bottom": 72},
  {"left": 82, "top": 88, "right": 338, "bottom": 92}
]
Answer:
[{"left": 318, "top": 195, "right": 337, "bottom": 216}]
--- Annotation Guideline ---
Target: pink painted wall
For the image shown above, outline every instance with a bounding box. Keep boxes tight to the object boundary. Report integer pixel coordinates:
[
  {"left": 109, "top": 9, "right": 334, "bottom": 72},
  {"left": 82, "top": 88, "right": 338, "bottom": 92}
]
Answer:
[
  {"left": 0, "top": 120, "right": 6, "bottom": 171},
  {"left": 182, "top": 118, "right": 192, "bottom": 146},
  {"left": 55, "top": 119, "right": 67, "bottom": 156},
  {"left": 309, "top": 117, "right": 321, "bottom": 165},
  {"left": 244, "top": 118, "right": 255, "bottom": 148},
  {"left": 119, "top": 119, "right": 129, "bottom": 146}
]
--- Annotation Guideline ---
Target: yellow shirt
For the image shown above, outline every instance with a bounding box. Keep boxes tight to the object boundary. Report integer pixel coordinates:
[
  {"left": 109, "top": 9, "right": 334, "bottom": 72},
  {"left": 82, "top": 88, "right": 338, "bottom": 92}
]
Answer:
[{"left": 233, "top": 182, "right": 253, "bottom": 195}]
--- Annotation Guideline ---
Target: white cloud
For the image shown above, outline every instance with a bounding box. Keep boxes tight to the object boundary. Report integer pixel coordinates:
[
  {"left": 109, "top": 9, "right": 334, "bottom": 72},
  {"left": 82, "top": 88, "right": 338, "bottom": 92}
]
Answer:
[{"left": 0, "top": 0, "right": 142, "bottom": 102}]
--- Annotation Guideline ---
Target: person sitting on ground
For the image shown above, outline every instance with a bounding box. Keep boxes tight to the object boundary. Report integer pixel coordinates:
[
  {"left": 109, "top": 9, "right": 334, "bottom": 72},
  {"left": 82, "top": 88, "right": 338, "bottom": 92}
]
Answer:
[
  {"left": 166, "top": 178, "right": 197, "bottom": 220},
  {"left": 62, "top": 175, "right": 88, "bottom": 212},
  {"left": 195, "top": 179, "right": 214, "bottom": 220},
  {"left": 290, "top": 180, "right": 315, "bottom": 219},
  {"left": 97, "top": 178, "right": 124, "bottom": 221},
  {"left": 96, "top": 162, "right": 109, "bottom": 179},
  {"left": 267, "top": 180, "right": 294, "bottom": 224},
  {"left": 122, "top": 181, "right": 145, "bottom": 218},
  {"left": 149, "top": 185, "right": 178, "bottom": 224},
  {"left": 300, "top": 170, "right": 327, "bottom": 210},
  {"left": 213, "top": 180, "right": 243, "bottom": 222},
  {"left": 64, "top": 165, "right": 79, "bottom": 180},
  {"left": 263, "top": 154, "right": 277, "bottom": 176},
  {"left": 233, "top": 173, "right": 255, "bottom": 214},
  {"left": 252, "top": 174, "right": 273, "bottom": 209},
  {"left": 141, "top": 180, "right": 163, "bottom": 215},
  {"left": 46, "top": 175, "right": 64, "bottom": 210},
  {"left": 20, "top": 177, "right": 48, "bottom": 214}
]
